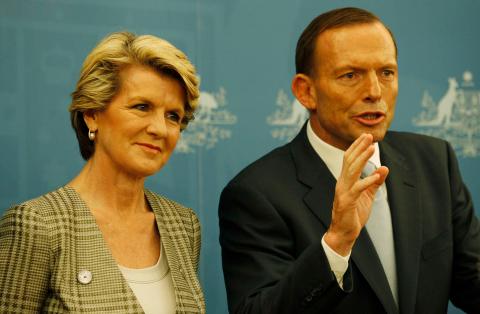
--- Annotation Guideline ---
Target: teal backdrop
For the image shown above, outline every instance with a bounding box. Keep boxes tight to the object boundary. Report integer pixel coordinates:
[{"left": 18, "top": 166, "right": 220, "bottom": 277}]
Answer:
[{"left": 1, "top": 1, "right": 479, "bottom": 313}]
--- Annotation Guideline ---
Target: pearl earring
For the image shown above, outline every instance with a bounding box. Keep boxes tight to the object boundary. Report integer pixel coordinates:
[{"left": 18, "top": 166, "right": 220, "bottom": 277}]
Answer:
[{"left": 88, "top": 130, "right": 96, "bottom": 141}]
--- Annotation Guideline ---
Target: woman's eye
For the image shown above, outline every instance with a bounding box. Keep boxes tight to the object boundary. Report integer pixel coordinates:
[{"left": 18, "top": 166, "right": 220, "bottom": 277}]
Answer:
[
  {"left": 133, "top": 103, "right": 149, "bottom": 111},
  {"left": 166, "top": 112, "right": 181, "bottom": 123}
]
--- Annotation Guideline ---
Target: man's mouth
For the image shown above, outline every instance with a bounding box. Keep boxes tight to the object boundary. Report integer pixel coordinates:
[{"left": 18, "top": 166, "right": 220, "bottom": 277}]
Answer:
[{"left": 353, "top": 112, "right": 385, "bottom": 125}]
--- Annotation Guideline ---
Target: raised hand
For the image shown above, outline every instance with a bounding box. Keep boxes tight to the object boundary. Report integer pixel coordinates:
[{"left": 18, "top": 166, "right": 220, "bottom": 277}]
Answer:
[{"left": 324, "top": 133, "right": 389, "bottom": 256}]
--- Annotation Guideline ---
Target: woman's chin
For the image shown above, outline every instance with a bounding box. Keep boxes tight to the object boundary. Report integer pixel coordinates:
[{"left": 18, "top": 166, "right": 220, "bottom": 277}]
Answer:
[{"left": 121, "top": 162, "right": 166, "bottom": 179}]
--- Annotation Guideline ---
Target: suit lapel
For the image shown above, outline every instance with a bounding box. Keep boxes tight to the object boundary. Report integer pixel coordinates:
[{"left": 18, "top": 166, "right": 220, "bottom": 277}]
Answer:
[
  {"left": 146, "top": 191, "right": 204, "bottom": 314},
  {"left": 351, "top": 230, "right": 399, "bottom": 314},
  {"left": 66, "top": 186, "right": 144, "bottom": 313},
  {"left": 290, "top": 126, "right": 399, "bottom": 314},
  {"left": 380, "top": 139, "right": 421, "bottom": 314}
]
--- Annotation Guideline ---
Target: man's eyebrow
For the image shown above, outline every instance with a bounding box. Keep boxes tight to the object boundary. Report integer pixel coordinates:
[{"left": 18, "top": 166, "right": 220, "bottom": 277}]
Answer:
[
  {"left": 381, "top": 63, "right": 398, "bottom": 69},
  {"left": 331, "top": 65, "right": 362, "bottom": 75},
  {"left": 333, "top": 62, "right": 398, "bottom": 73}
]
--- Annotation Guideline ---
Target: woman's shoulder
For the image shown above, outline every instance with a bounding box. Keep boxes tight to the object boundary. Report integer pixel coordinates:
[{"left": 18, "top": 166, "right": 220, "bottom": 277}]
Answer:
[
  {"left": 145, "top": 190, "right": 201, "bottom": 256},
  {"left": 145, "top": 189, "right": 190, "bottom": 211},
  {"left": 144, "top": 190, "right": 199, "bottom": 222},
  {"left": 3, "top": 186, "right": 77, "bottom": 221}
]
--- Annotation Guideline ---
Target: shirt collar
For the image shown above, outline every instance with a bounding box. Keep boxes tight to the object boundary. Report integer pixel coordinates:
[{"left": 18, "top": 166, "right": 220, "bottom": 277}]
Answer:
[{"left": 306, "top": 120, "right": 381, "bottom": 180}]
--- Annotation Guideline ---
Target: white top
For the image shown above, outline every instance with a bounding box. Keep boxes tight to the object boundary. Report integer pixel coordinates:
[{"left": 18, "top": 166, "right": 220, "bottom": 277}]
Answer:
[
  {"left": 119, "top": 243, "right": 176, "bottom": 314},
  {"left": 306, "top": 121, "right": 397, "bottom": 304}
]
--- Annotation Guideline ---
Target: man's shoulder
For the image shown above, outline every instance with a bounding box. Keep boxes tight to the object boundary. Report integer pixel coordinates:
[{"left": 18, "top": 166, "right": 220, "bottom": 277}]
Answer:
[
  {"left": 227, "top": 142, "right": 295, "bottom": 187},
  {"left": 384, "top": 130, "right": 448, "bottom": 149},
  {"left": 385, "top": 130, "right": 443, "bottom": 142},
  {"left": 383, "top": 130, "right": 451, "bottom": 160}
]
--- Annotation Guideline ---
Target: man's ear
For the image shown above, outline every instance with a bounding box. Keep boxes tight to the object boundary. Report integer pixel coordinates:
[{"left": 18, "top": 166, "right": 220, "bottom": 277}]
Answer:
[
  {"left": 83, "top": 110, "right": 98, "bottom": 132},
  {"left": 291, "top": 73, "right": 317, "bottom": 111}
]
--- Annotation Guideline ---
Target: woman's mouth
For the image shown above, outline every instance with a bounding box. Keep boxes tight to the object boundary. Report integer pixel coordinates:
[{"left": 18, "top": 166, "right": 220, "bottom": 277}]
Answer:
[{"left": 137, "top": 143, "right": 162, "bottom": 153}]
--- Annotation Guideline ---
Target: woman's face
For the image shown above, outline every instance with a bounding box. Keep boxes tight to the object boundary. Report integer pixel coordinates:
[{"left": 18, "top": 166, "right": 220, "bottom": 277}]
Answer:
[{"left": 87, "top": 64, "right": 186, "bottom": 178}]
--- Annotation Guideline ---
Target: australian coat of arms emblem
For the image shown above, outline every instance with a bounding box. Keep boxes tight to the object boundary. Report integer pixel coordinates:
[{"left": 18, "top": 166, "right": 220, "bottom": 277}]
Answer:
[
  {"left": 176, "top": 87, "right": 237, "bottom": 153},
  {"left": 412, "top": 71, "right": 480, "bottom": 157},
  {"left": 267, "top": 89, "right": 309, "bottom": 142}
]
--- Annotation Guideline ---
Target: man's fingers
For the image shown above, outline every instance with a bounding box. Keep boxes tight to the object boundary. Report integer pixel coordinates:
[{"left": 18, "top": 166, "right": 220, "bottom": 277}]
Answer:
[
  {"left": 350, "top": 173, "right": 380, "bottom": 195},
  {"left": 374, "top": 166, "right": 389, "bottom": 185},
  {"left": 341, "top": 136, "right": 375, "bottom": 184},
  {"left": 348, "top": 145, "right": 374, "bottom": 177},
  {"left": 345, "top": 133, "right": 373, "bottom": 156},
  {"left": 337, "top": 133, "right": 387, "bottom": 195},
  {"left": 344, "top": 134, "right": 373, "bottom": 163},
  {"left": 350, "top": 166, "right": 389, "bottom": 196}
]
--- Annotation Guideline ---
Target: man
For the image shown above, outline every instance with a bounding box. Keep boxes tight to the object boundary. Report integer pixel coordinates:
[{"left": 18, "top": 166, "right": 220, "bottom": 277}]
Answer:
[{"left": 219, "top": 7, "right": 480, "bottom": 314}]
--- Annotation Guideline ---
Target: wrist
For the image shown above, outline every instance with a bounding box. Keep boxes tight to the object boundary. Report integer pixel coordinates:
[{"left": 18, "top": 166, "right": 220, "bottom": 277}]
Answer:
[{"left": 324, "top": 230, "right": 355, "bottom": 257}]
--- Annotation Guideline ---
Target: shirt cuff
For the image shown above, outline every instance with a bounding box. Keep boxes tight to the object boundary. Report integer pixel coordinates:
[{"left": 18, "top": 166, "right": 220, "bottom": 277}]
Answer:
[{"left": 321, "top": 235, "right": 351, "bottom": 289}]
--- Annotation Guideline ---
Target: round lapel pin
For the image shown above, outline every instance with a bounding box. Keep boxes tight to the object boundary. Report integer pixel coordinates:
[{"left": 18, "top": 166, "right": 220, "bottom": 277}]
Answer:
[{"left": 77, "top": 270, "right": 92, "bottom": 284}]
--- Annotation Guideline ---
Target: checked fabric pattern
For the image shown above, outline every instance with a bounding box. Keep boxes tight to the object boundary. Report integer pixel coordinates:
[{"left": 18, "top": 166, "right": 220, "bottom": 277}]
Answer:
[{"left": 0, "top": 186, "right": 205, "bottom": 313}]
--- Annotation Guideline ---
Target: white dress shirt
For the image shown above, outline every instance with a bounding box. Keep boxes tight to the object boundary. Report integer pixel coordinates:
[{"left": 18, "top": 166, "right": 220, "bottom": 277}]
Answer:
[{"left": 306, "top": 120, "right": 397, "bottom": 301}]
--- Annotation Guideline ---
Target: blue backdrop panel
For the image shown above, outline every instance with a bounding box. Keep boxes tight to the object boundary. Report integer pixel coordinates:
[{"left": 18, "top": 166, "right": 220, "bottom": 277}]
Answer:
[{"left": 1, "top": 1, "right": 478, "bottom": 313}]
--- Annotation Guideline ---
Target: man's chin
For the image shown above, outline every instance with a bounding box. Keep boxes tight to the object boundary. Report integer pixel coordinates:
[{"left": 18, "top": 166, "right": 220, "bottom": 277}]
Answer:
[
  {"left": 371, "top": 129, "right": 388, "bottom": 143},
  {"left": 352, "top": 127, "right": 387, "bottom": 143}
]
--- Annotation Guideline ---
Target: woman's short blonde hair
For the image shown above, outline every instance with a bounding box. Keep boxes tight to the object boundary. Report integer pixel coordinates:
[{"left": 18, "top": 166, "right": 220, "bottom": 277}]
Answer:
[{"left": 69, "top": 31, "right": 200, "bottom": 160}]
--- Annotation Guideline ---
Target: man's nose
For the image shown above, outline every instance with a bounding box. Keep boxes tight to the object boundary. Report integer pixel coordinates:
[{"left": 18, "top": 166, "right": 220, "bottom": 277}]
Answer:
[{"left": 363, "top": 72, "right": 381, "bottom": 103}]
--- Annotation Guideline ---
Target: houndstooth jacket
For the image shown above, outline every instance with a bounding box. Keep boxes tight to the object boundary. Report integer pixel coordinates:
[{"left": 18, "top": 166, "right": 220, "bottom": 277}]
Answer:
[{"left": 0, "top": 186, "right": 205, "bottom": 313}]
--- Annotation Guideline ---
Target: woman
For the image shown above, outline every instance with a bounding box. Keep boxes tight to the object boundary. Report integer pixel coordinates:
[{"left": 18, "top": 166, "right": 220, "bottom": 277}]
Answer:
[{"left": 0, "top": 32, "right": 205, "bottom": 313}]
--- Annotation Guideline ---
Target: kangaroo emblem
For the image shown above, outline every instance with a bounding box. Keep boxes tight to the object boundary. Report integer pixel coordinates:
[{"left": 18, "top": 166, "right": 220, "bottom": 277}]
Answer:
[
  {"left": 412, "top": 71, "right": 480, "bottom": 158},
  {"left": 196, "top": 91, "right": 218, "bottom": 123},
  {"left": 268, "top": 90, "right": 310, "bottom": 142},
  {"left": 417, "top": 78, "right": 458, "bottom": 126},
  {"left": 268, "top": 98, "right": 308, "bottom": 127},
  {"left": 175, "top": 87, "right": 236, "bottom": 153}
]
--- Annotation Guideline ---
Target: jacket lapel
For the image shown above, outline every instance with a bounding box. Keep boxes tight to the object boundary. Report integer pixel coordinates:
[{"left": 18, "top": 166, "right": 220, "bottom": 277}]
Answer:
[
  {"left": 145, "top": 191, "right": 204, "bottom": 314},
  {"left": 290, "top": 126, "right": 399, "bottom": 314},
  {"left": 380, "top": 138, "right": 421, "bottom": 314},
  {"left": 67, "top": 186, "right": 144, "bottom": 313},
  {"left": 351, "top": 231, "right": 399, "bottom": 314}
]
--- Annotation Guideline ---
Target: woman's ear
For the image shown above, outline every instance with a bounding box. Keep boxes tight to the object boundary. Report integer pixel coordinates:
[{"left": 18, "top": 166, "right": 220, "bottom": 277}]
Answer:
[
  {"left": 83, "top": 110, "right": 98, "bottom": 132},
  {"left": 291, "top": 74, "right": 317, "bottom": 111}
]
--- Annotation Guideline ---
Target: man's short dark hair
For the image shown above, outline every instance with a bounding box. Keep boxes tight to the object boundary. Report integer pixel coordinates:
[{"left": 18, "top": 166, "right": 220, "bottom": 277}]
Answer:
[{"left": 295, "top": 7, "right": 397, "bottom": 76}]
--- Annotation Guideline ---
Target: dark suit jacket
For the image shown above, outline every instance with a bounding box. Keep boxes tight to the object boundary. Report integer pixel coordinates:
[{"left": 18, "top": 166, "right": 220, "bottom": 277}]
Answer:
[{"left": 219, "top": 125, "right": 480, "bottom": 314}]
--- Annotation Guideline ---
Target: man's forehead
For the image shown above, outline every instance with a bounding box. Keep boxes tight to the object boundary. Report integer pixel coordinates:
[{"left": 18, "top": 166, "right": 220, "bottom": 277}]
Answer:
[
  {"left": 318, "top": 22, "right": 393, "bottom": 46},
  {"left": 313, "top": 22, "right": 397, "bottom": 66}
]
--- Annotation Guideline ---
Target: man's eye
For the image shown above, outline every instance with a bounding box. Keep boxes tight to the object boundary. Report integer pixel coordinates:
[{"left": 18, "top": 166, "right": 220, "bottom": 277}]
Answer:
[
  {"left": 382, "top": 69, "right": 395, "bottom": 77},
  {"left": 133, "top": 104, "right": 149, "bottom": 111},
  {"left": 340, "top": 72, "right": 356, "bottom": 79}
]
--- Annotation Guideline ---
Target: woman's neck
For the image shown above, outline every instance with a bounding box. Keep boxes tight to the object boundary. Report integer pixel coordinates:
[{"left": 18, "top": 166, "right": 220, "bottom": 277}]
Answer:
[{"left": 69, "top": 155, "right": 148, "bottom": 217}]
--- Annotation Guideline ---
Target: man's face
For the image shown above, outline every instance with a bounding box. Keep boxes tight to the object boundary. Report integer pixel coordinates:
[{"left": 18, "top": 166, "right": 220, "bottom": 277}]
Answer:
[{"left": 308, "top": 22, "right": 398, "bottom": 150}]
